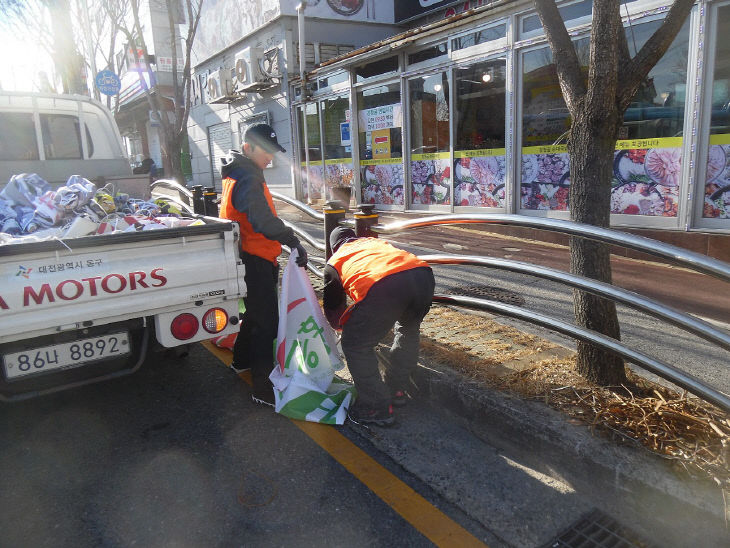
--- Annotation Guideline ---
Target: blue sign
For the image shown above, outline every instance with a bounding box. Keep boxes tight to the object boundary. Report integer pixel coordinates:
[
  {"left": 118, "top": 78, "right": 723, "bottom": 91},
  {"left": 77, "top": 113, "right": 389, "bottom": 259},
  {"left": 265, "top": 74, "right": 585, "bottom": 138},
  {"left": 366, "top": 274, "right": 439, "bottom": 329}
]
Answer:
[
  {"left": 340, "top": 122, "right": 351, "bottom": 146},
  {"left": 95, "top": 70, "right": 121, "bottom": 96}
]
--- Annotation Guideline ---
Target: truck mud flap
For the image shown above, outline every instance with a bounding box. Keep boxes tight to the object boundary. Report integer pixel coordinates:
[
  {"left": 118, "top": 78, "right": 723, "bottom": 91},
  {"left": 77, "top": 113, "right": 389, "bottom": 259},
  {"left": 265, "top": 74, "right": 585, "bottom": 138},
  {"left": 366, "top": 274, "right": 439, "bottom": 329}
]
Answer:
[{"left": 0, "top": 319, "right": 149, "bottom": 402}]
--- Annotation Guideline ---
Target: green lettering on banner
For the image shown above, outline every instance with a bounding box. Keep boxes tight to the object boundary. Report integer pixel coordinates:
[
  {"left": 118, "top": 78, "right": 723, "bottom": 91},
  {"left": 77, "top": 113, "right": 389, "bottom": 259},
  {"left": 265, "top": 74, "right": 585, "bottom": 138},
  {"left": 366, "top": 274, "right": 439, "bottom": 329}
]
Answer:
[
  {"left": 411, "top": 152, "right": 450, "bottom": 161},
  {"left": 298, "top": 315, "right": 330, "bottom": 354}
]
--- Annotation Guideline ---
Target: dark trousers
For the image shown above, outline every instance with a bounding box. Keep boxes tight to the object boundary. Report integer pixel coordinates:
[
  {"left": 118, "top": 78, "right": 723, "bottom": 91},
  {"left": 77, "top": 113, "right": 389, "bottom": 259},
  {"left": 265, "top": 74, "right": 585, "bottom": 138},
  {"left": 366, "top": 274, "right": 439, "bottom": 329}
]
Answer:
[
  {"left": 233, "top": 253, "right": 279, "bottom": 393},
  {"left": 341, "top": 267, "right": 435, "bottom": 408}
]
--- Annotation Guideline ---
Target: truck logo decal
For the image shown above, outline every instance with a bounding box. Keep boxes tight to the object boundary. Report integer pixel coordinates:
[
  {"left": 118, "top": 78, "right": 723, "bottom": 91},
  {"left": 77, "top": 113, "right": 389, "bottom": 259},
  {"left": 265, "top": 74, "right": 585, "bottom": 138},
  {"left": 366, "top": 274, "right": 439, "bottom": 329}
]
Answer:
[
  {"left": 19, "top": 268, "right": 167, "bottom": 307},
  {"left": 16, "top": 266, "right": 32, "bottom": 279},
  {"left": 190, "top": 289, "right": 225, "bottom": 299},
  {"left": 0, "top": 296, "right": 8, "bottom": 310}
]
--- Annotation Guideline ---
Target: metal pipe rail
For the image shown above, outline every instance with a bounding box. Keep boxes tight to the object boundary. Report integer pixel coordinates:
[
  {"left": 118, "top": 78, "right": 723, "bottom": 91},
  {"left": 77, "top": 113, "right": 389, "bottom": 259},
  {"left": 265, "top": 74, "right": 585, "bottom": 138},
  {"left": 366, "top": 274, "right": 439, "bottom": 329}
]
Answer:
[
  {"left": 421, "top": 254, "right": 730, "bottom": 352},
  {"left": 373, "top": 214, "right": 730, "bottom": 283},
  {"left": 150, "top": 179, "right": 193, "bottom": 199},
  {"left": 270, "top": 191, "right": 325, "bottom": 221},
  {"left": 433, "top": 294, "right": 730, "bottom": 413}
]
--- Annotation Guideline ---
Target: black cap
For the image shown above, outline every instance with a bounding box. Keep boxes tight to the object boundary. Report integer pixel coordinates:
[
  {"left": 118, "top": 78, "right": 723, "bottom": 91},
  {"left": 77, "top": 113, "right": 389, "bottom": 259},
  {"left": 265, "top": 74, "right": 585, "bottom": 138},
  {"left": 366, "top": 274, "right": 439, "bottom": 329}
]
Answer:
[
  {"left": 330, "top": 227, "right": 357, "bottom": 253},
  {"left": 244, "top": 123, "right": 286, "bottom": 153}
]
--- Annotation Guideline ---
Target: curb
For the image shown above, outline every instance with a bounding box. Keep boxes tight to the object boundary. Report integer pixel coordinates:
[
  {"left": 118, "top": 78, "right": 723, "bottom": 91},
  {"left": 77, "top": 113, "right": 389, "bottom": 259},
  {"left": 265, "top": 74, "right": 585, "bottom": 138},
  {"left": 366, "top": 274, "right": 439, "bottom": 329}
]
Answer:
[{"left": 410, "top": 360, "right": 729, "bottom": 547}]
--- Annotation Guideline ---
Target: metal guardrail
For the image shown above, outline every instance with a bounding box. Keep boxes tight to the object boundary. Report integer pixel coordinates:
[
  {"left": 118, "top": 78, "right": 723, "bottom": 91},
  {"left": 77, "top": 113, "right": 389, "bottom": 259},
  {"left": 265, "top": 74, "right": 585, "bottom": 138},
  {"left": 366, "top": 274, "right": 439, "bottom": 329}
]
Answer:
[{"left": 275, "top": 195, "right": 730, "bottom": 411}]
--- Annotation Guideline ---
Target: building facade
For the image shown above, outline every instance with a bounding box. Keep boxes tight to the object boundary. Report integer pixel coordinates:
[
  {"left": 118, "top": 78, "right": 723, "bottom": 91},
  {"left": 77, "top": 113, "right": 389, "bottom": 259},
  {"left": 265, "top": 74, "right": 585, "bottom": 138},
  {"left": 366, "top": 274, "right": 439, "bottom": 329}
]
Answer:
[{"left": 187, "top": 0, "right": 730, "bottom": 238}]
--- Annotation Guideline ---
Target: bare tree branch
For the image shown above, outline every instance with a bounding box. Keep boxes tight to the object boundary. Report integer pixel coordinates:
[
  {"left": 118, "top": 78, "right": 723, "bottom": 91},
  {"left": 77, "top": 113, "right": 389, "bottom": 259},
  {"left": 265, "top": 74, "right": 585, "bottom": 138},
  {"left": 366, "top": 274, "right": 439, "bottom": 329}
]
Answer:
[
  {"left": 534, "top": 0, "right": 585, "bottom": 115},
  {"left": 618, "top": 0, "right": 694, "bottom": 111}
]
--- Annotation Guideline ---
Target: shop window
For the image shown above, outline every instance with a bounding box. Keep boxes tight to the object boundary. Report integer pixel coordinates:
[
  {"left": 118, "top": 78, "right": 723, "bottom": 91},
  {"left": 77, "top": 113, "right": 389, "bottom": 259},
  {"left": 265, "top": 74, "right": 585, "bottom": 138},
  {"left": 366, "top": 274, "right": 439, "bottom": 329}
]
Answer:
[
  {"left": 354, "top": 55, "right": 398, "bottom": 83},
  {"left": 0, "top": 113, "right": 38, "bottom": 161},
  {"left": 613, "top": 18, "right": 689, "bottom": 218},
  {"left": 298, "top": 103, "right": 324, "bottom": 200},
  {"left": 40, "top": 114, "right": 83, "bottom": 159},
  {"left": 452, "top": 23, "right": 507, "bottom": 52},
  {"left": 318, "top": 71, "right": 349, "bottom": 91},
  {"left": 322, "top": 95, "right": 354, "bottom": 201},
  {"left": 703, "top": 5, "right": 730, "bottom": 220},
  {"left": 519, "top": 0, "right": 592, "bottom": 39},
  {"left": 407, "top": 42, "right": 447, "bottom": 66},
  {"left": 357, "top": 83, "right": 404, "bottom": 206},
  {"left": 454, "top": 59, "right": 507, "bottom": 208},
  {"left": 410, "top": 72, "right": 450, "bottom": 205}
]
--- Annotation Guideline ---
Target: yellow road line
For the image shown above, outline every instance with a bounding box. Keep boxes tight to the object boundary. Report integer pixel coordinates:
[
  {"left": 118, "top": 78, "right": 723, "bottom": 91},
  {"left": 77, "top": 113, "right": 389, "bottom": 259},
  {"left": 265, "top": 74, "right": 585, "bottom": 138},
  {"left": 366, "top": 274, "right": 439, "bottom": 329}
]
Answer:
[{"left": 201, "top": 340, "right": 487, "bottom": 547}]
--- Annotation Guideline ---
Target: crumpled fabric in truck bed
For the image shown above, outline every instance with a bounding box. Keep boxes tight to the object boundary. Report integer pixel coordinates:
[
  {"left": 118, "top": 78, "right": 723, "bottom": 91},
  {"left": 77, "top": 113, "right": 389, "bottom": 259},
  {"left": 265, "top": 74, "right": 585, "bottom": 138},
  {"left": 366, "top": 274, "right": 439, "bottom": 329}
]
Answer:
[{"left": 1, "top": 172, "right": 202, "bottom": 244}]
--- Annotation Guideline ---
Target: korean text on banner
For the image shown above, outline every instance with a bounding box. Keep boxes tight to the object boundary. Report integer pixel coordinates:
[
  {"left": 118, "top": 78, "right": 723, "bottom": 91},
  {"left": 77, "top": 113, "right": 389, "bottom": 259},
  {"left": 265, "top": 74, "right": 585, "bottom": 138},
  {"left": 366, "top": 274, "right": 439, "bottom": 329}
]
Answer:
[{"left": 270, "top": 249, "right": 354, "bottom": 424}]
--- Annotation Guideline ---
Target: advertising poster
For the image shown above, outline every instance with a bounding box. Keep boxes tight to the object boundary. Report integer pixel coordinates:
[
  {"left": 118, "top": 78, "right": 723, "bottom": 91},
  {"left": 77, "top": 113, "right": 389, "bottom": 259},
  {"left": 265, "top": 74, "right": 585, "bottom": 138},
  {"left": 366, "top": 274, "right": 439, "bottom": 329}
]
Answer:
[
  {"left": 360, "top": 160, "right": 404, "bottom": 206},
  {"left": 411, "top": 153, "right": 451, "bottom": 205},
  {"left": 454, "top": 149, "right": 506, "bottom": 208},
  {"left": 610, "top": 138, "right": 682, "bottom": 217},
  {"left": 703, "top": 135, "right": 730, "bottom": 218},
  {"left": 520, "top": 145, "right": 570, "bottom": 210},
  {"left": 300, "top": 161, "right": 324, "bottom": 200}
]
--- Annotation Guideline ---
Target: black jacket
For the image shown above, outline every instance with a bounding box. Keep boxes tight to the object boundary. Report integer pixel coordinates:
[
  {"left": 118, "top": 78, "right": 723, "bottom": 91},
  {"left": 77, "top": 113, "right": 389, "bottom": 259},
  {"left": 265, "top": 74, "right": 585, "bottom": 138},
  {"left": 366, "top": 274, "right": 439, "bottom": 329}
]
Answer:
[{"left": 220, "top": 150, "right": 299, "bottom": 249}]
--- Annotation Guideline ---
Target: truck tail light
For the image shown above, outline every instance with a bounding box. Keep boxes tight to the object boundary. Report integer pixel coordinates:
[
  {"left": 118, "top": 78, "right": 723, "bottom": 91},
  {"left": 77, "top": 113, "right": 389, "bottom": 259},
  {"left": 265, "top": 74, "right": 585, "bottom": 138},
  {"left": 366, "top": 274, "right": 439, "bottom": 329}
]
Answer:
[
  {"left": 170, "top": 313, "right": 199, "bottom": 340},
  {"left": 202, "top": 308, "right": 228, "bottom": 334}
]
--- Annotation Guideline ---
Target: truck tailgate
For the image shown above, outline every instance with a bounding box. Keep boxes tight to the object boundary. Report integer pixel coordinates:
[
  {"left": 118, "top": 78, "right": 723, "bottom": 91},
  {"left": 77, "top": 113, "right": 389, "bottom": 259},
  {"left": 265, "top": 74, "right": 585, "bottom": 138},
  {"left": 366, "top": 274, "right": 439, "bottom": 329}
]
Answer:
[{"left": 0, "top": 222, "right": 245, "bottom": 343}]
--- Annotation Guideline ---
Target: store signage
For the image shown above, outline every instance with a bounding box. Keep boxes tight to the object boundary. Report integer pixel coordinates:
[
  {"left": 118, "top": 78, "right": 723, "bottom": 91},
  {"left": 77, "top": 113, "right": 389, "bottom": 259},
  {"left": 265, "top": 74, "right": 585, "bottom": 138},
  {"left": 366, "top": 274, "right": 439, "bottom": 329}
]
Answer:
[
  {"left": 358, "top": 103, "right": 402, "bottom": 132},
  {"left": 340, "top": 122, "right": 351, "bottom": 146},
  {"left": 372, "top": 129, "right": 391, "bottom": 159},
  {"left": 157, "top": 56, "right": 184, "bottom": 72}
]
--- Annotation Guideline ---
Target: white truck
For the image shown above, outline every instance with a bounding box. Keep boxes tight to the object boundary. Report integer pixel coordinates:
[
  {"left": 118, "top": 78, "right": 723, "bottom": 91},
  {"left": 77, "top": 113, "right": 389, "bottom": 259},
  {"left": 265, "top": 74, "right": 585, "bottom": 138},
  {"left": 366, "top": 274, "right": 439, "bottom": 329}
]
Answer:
[{"left": 0, "top": 219, "right": 245, "bottom": 401}]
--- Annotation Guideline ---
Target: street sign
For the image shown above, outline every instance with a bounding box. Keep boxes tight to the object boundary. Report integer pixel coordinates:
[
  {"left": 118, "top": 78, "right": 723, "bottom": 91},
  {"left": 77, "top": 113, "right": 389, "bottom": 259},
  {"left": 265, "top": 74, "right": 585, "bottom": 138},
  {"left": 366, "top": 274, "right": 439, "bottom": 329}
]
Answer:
[{"left": 95, "top": 70, "right": 121, "bottom": 96}]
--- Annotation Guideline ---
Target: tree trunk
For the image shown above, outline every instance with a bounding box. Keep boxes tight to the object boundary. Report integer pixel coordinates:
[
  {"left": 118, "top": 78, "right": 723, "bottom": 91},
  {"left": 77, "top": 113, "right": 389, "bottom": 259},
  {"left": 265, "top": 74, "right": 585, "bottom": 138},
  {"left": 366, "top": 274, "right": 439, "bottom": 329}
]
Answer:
[{"left": 568, "top": 107, "right": 626, "bottom": 385}]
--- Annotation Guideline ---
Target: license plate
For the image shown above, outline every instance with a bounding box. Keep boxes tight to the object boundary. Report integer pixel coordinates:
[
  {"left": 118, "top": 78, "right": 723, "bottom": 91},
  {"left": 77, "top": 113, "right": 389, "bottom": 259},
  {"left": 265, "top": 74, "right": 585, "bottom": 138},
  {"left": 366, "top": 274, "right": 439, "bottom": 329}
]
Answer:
[{"left": 3, "top": 332, "right": 130, "bottom": 380}]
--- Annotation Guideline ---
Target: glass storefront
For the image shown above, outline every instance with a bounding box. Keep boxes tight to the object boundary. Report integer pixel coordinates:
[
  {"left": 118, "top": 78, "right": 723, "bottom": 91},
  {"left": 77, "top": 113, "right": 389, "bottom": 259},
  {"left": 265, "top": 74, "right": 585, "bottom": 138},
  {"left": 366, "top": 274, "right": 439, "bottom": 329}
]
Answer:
[
  {"left": 297, "top": 103, "right": 323, "bottom": 200},
  {"left": 321, "top": 94, "right": 354, "bottom": 201},
  {"left": 357, "top": 82, "right": 404, "bottom": 206},
  {"left": 290, "top": 1, "right": 727, "bottom": 232},
  {"left": 703, "top": 4, "right": 730, "bottom": 220},
  {"left": 409, "top": 71, "right": 451, "bottom": 206},
  {"left": 454, "top": 58, "right": 507, "bottom": 208}
]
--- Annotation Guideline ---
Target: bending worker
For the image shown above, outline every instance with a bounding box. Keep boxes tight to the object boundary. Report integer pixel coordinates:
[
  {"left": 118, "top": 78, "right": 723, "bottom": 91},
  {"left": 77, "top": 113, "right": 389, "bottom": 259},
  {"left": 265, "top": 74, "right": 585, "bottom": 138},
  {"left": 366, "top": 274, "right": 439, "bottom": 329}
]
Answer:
[
  {"left": 220, "top": 123, "right": 307, "bottom": 407},
  {"left": 323, "top": 227, "right": 435, "bottom": 426}
]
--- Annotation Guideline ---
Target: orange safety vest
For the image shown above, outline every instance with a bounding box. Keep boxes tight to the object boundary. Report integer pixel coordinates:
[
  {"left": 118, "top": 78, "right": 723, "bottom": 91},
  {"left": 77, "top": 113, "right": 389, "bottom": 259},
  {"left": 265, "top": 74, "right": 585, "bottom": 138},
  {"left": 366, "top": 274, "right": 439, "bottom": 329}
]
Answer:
[
  {"left": 329, "top": 238, "right": 429, "bottom": 305},
  {"left": 220, "top": 176, "right": 281, "bottom": 264}
]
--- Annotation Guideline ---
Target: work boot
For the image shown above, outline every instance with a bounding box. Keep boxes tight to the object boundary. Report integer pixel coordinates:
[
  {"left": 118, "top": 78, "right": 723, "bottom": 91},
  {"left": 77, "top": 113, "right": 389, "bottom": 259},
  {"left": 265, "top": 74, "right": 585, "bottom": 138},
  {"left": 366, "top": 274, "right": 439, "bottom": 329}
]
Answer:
[{"left": 347, "top": 401, "right": 395, "bottom": 427}]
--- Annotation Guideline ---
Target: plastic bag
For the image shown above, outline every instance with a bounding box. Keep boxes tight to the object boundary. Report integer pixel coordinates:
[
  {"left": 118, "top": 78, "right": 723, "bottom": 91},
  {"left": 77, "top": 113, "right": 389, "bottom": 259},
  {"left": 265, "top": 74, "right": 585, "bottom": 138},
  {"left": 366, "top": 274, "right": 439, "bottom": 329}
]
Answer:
[
  {"left": 0, "top": 173, "right": 50, "bottom": 207},
  {"left": 270, "top": 249, "right": 354, "bottom": 425},
  {"left": 54, "top": 176, "right": 96, "bottom": 211}
]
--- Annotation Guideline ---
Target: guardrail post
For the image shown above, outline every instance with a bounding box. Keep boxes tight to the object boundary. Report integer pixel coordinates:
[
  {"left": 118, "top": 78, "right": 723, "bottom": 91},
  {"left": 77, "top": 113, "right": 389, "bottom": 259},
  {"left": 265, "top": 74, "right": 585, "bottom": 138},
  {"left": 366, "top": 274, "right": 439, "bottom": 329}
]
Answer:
[
  {"left": 324, "top": 200, "right": 346, "bottom": 259},
  {"left": 354, "top": 204, "right": 378, "bottom": 238},
  {"left": 191, "top": 185, "right": 205, "bottom": 215},
  {"left": 203, "top": 187, "right": 218, "bottom": 217}
]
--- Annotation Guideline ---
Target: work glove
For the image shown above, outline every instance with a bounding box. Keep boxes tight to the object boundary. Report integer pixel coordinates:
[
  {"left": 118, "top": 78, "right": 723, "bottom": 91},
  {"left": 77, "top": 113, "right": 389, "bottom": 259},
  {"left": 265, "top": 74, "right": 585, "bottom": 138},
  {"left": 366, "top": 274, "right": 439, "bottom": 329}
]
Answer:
[{"left": 294, "top": 243, "right": 308, "bottom": 268}]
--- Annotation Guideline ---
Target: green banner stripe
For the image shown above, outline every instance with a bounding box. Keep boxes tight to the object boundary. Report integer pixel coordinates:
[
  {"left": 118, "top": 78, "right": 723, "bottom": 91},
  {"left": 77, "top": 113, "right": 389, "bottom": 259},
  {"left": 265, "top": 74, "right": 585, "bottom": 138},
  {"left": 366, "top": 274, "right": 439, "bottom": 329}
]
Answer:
[
  {"left": 522, "top": 144, "right": 568, "bottom": 154},
  {"left": 454, "top": 149, "right": 506, "bottom": 158},
  {"left": 615, "top": 136, "right": 683, "bottom": 150},
  {"left": 300, "top": 160, "right": 323, "bottom": 166},
  {"left": 324, "top": 158, "right": 353, "bottom": 165}
]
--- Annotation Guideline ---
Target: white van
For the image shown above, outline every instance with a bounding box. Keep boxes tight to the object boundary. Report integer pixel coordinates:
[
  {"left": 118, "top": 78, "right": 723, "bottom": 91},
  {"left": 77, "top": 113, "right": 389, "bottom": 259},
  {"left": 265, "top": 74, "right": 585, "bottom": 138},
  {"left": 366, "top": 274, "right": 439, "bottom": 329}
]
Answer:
[{"left": 0, "top": 91, "right": 132, "bottom": 186}]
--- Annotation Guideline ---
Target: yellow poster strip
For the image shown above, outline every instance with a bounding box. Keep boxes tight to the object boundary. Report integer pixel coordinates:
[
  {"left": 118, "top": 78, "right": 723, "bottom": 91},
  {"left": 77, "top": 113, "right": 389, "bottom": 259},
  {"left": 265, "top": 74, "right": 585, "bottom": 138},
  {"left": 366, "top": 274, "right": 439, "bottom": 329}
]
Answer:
[
  {"left": 411, "top": 152, "right": 451, "bottom": 161},
  {"left": 300, "top": 160, "right": 323, "bottom": 167},
  {"left": 521, "top": 144, "right": 568, "bottom": 155},
  {"left": 324, "top": 158, "right": 353, "bottom": 165},
  {"left": 454, "top": 149, "right": 506, "bottom": 158},
  {"left": 360, "top": 158, "right": 403, "bottom": 166},
  {"left": 615, "top": 136, "right": 683, "bottom": 150},
  {"left": 709, "top": 133, "right": 730, "bottom": 145},
  {"left": 201, "top": 341, "right": 486, "bottom": 548}
]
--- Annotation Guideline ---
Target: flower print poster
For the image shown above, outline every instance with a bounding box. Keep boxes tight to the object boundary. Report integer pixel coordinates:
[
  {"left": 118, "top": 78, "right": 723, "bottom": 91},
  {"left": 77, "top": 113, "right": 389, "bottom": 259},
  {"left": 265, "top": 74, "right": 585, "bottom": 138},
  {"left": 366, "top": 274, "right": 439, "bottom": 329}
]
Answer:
[
  {"left": 411, "top": 153, "right": 451, "bottom": 205},
  {"left": 360, "top": 159, "right": 404, "bottom": 206},
  {"left": 520, "top": 145, "right": 570, "bottom": 210},
  {"left": 611, "top": 138, "right": 682, "bottom": 217},
  {"left": 454, "top": 149, "right": 507, "bottom": 208},
  {"left": 703, "top": 135, "right": 730, "bottom": 219},
  {"left": 300, "top": 161, "right": 324, "bottom": 200}
]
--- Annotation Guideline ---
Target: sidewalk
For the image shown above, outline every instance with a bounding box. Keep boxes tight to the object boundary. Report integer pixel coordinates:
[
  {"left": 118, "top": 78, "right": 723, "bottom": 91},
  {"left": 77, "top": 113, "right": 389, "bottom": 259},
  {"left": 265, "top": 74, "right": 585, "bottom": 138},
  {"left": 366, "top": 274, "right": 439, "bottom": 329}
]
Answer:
[{"left": 278, "top": 202, "right": 730, "bottom": 546}]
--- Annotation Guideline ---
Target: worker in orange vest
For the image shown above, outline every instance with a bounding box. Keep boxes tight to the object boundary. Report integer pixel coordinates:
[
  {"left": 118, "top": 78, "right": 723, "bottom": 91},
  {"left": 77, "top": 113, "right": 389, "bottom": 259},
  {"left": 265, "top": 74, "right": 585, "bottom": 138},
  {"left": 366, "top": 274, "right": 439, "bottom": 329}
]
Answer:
[
  {"left": 220, "top": 124, "right": 308, "bottom": 407},
  {"left": 323, "top": 227, "right": 435, "bottom": 426}
]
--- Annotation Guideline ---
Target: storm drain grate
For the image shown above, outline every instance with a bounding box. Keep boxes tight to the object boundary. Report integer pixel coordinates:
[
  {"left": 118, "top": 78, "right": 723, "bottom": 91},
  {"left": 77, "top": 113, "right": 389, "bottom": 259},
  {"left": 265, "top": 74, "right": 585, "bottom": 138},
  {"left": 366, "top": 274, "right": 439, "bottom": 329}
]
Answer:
[
  {"left": 542, "top": 509, "right": 652, "bottom": 548},
  {"left": 445, "top": 284, "right": 525, "bottom": 306}
]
